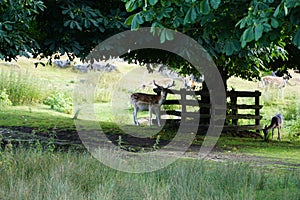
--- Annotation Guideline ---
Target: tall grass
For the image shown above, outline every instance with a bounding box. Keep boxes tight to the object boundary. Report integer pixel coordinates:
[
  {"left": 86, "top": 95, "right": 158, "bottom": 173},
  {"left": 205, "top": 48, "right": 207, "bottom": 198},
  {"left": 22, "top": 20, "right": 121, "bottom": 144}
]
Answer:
[
  {"left": 0, "top": 149, "right": 299, "bottom": 199},
  {"left": 0, "top": 69, "right": 51, "bottom": 105},
  {"left": 94, "top": 71, "right": 121, "bottom": 103}
]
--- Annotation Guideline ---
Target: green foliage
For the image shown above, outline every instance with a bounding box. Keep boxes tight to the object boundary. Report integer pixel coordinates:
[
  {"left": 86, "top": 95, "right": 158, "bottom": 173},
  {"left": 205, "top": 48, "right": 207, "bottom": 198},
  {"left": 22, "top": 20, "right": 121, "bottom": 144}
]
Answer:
[
  {"left": 0, "top": 0, "right": 45, "bottom": 61},
  {"left": 43, "top": 92, "right": 73, "bottom": 114},
  {"left": 0, "top": 69, "right": 49, "bottom": 105},
  {"left": 289, "top": 123, "right": 300, "bottom": 141},
  {"left": 1, "top": 0, "right": 300, "bottom": 84},
  {"left": 33, "top": 1, "right": 129, "bottom": 60},
  {"left": 0, "top": 89, "right": 12, "bottom": 109},
  {"left": 121, "top": 0, "right": 300, "bottom": 84},
  {"left": 237, "top": 0, "right": 300, "bottom": 48}
]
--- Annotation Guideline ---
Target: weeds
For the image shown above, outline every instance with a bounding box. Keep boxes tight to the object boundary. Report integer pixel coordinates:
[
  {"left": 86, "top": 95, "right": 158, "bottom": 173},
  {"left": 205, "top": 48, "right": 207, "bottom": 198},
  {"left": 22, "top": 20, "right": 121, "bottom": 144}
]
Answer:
[
  {"left": 0, "top": 69, "right": 50, "bottom": 105},
  {"left": 94, "top": 71, "right": 121, "bottom": 102},
  {"left": 153, "top": 135, "right": 161, "bottom": 150},
  {"left": 43, "top": 92, "right": 73, "bottom": 114},
  {"left": 0, "top": 89, "right": 12, "bottom": 109},
  {"left": 0, "top": 149, "right": 299, "bottom": 199}
]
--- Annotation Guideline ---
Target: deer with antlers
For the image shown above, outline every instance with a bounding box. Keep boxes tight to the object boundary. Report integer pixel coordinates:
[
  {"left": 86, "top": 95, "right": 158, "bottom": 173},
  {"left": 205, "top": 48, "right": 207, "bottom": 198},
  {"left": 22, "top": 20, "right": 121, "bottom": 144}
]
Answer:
[
  {"left": 130, "top": 80, "right": 175, "bottom": 126},
  {"left": 263, "top": 113, "right": 284, "bottom": 141}
]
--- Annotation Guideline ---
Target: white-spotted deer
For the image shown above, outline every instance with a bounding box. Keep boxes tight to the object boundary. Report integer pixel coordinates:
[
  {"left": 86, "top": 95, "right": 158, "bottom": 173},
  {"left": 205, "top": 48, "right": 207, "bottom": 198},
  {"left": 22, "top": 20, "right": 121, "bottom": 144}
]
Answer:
[
  {"left": 263, "top": 113, "right": 284, "bottom": 141},
  {"left": 261, "top": 74, "right": 292, "bottom": 99},
  {"left": 130, "top": 80, "right": 175, "bottom": 126},
  {"left": 261, "top": 74, "right": 291, "bottom": 88}
]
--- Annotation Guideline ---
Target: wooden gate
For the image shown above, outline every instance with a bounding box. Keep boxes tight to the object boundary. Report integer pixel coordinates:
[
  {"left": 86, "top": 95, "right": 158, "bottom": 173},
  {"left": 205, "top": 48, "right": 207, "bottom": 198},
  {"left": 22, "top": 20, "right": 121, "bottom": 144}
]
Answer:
[{"left": 162, "top": 89, "right": 263, "bottom": 135}]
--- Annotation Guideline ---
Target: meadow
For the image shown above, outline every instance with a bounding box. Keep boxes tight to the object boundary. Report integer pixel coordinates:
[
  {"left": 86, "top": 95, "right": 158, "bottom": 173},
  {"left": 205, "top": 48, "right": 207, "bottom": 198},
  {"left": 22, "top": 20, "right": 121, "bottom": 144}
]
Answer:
[{"left": 0, "top": 57, "right": 300, "bottom": 199}]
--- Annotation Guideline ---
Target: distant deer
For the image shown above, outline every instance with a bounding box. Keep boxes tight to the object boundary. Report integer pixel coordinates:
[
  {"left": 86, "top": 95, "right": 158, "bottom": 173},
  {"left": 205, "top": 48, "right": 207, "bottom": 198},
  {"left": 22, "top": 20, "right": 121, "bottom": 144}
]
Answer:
[
  {"left": 261, "top": 74, "right": 291, "bottom": 88},
  {"left": 130, "top": 80, "right": 175, "bottom": 126},
  {"left": 182, "top": 74, "right": 204, "bottom": 90},
  {"left": 263, "top": 113, "right": 284, "bottom": 141},
  {"left": 261, "top": 74, "right": 292, "bottom": 98}
]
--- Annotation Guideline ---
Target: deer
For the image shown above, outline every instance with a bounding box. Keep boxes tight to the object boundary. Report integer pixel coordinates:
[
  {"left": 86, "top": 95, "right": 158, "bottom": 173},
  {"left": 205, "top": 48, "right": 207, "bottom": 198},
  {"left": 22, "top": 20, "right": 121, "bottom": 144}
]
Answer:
[
  {"left": 263, "top": 113, "right": 284, "bottom": 141},
  {"left": 261, "top": 74, "right": 292, "bottom": 99},
  {"left": 130, "top": 80, "right": 175, "bottom": 126},
  {"left": 261, "top": 74, "right": 291, "bottom": 88}
]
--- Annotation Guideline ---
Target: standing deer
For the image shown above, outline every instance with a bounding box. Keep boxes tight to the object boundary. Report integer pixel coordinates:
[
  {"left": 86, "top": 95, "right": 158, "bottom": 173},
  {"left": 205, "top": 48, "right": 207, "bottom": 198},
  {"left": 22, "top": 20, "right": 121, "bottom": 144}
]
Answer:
[
  {"left": 261, "top": 74, "right": 292, "bottom": 99},
  {"left": 130, "top": 80, "right": 175, "bottom": 126},
  {"left": 261, "top": 74, "right": 291, "bottom": 88},
  {"left": 263, "top": 113, "right": 284, "bottom": 141}
]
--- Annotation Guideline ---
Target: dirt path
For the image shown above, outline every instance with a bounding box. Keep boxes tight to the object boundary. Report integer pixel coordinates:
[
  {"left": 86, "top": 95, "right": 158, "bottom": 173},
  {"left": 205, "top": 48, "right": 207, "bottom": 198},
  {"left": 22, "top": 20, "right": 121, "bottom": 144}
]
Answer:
[{"left": 1, "top": 127, "right": 299, "bottom": 170}]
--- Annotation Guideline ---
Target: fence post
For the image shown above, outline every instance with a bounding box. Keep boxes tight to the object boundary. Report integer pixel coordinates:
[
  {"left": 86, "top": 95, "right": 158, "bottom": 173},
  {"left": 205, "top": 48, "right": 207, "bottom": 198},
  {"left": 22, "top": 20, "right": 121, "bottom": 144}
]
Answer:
[
  {"left": 255, "top": 90, "right": 260, "bottom": 133},
  {"left": 230, "top": 92, "right": 238, "bottom": 126},
  {"left": 180, "top": 88, "right": 187, "bottom": 123}
]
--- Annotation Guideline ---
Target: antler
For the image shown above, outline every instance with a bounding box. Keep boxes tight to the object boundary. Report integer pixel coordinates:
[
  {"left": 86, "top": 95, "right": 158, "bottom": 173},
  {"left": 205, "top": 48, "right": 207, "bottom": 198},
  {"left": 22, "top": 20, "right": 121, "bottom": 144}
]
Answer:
[
  {"left": 153, "top": 80, "right": 160, "bottom": 88},
  {"left": 166, "top": 81, "right": 175, "bottom": 89},
  {"left": 153, "top": 80, "right": 175, "bottom": 89}
]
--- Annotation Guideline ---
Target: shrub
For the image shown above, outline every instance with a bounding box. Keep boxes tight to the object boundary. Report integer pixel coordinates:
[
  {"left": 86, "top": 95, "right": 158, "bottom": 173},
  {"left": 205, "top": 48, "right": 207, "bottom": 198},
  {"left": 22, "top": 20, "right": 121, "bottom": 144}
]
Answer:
[
  {"left": 0, "top": 89, "right": 12, "bottom": 109},
  {"left": 43, "top": 92, "right": 73, "bottom": 114}
]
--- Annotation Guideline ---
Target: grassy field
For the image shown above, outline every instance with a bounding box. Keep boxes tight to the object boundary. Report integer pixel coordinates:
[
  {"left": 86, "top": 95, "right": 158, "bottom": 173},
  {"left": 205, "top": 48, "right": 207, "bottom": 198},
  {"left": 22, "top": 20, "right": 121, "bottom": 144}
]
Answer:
[
  {"left": 1, "top": 57, "right": 300, "bottom": 199},
  {"left": 0, "top": 149, "right": 299, "bottom": 200}
]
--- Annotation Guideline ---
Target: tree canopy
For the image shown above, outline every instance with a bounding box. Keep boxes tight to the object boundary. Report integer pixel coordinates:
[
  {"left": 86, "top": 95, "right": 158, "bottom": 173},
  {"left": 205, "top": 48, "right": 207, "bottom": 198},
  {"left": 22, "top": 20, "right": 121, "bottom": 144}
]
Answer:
[{"left": 1, "top": 0, "right": 300, "bottom": 86}]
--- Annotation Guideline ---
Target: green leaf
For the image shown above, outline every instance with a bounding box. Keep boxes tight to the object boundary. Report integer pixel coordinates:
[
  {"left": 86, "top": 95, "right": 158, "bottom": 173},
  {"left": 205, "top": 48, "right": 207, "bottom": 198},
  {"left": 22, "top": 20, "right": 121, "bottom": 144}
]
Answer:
[
  {"left": 131, "top": 13, "right": 144, "bottom": 30},
  {"left": 224, "top": 41, "right": 234, "bottom": 55},
  {"left": 165, "top": 29, "right": 174, "bottom": 41},
  {"left": 243, "top": 27, "right": 254, "bottom": 42},
  {"left": 273, "top": 4, "right": 280, "bottom": 17},
  {"left": 74, "top": 22, "right": 82, "bottom": 31},
  {"left": 236, "top": 18, "right": 247, "bottom": 28},
  {"left": 232, "top": 39, "right": 241, "bottom": 51},
  {"left": 64, "top": 20, "right": 71, "bottom": 27},
  {"left": 124, "top": 14, "right": 135, "bottom": 25},
  {"left": 126, "top": 1, "right": 137, "bottom": 12},
  {"left": 293, "top": 29, "right": 300, "bottom": 48},
  {"left": 184, "top": 8, "right": 192, "bottom": 24},
  {"left": 262, "top": 23, "right": 272, "bottom": 32},
  {"left": 254, "top": 24, "right": 263, "bottom": 41},
  {"left": 283, "top": 3, "right": 288, "bottom": 15},
  {"left": 173, "top": 17, "right": 181, "bottom": 28},
  {"left": 70, "top": 12, "right": 75, "bottom": 19},
  {"left": 160, "top": 29, "right": 166, "bottom": 43},
  {"left": 3, "top": 23, "right": 12, "bottom": 31},
  {"left": 84, "top": 19, "right": 90, "bottom": 28},
  {"left": 200, "top": 0, "right": 211, "bottom": 15},
  {"left": 70, "top": 21, "right": 75, "bottom": 29},
  {"left": 134, "top": 13, "right": 144, "bottom": 24},
  {"left": 210, "top": 0, "right": 221, "bottom": 9},
  {"left": 270, "top": 18, "right": 279, "bottom": 28},
  {"left": 149, "top": 0, "right": 158, "bottom": 6},
  {"left": 190, "top": 7, "right": 197, "bottom": 22}
]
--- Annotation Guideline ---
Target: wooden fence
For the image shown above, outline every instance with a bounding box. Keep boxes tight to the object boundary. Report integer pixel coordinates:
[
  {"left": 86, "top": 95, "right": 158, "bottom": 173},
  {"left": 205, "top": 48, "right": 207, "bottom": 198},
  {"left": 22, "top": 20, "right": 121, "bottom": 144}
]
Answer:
[{"left": 161, "top": 89, "right": 263, "bottom": 135}]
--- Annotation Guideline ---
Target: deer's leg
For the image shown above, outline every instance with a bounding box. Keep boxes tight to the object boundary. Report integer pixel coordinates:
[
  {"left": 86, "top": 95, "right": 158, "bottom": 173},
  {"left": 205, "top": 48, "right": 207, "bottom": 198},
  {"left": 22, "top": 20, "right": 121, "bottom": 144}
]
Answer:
[
  {"left": 148, "top": 104, "right": 152, "bottom": 126},
  {"left": 155, "top": 106, "right": 161, "bottom": 127},
  {"left": 133, "top": 106, "right": 139, "bottom": 126},
  {"left": 272, "top": 128, "right": 274, "bottom": 139},
  {"left": 277, "top": 127, "right": 281, "bottom": 141}
]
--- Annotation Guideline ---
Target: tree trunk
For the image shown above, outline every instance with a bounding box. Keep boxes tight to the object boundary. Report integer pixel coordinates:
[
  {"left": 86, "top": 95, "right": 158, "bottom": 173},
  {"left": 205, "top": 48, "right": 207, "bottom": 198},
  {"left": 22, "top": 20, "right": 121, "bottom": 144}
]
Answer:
[{"left": 199, "top": 66, "right": 227, "bottom": 132}]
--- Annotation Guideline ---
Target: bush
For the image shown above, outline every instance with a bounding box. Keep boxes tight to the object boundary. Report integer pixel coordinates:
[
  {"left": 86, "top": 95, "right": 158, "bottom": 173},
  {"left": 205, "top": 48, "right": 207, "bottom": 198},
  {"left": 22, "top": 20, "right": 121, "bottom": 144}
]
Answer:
[
  {"left": 0, "top": 89, "right": 12, "bottom": 109},
  {"left": 43, "top": 92, "right": 72, "bottom": 114}
]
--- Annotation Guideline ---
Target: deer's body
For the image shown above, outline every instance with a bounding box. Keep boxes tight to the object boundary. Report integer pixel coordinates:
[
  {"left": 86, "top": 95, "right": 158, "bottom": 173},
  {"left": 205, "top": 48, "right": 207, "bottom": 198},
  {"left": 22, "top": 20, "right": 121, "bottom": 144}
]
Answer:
[
  {"left": 130, "top": 80, "right": 174, "bottom": 126},
  {"left": 261, "top": 76, "right": 289, "bottom": 88},
  {"left": 263, "top": 113, "right": 284, "bottom": 141}
]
